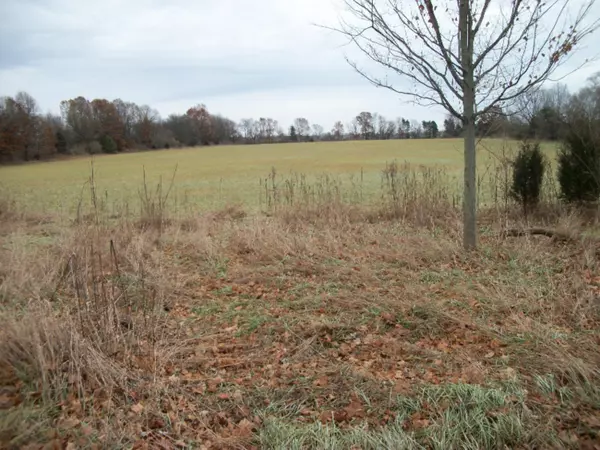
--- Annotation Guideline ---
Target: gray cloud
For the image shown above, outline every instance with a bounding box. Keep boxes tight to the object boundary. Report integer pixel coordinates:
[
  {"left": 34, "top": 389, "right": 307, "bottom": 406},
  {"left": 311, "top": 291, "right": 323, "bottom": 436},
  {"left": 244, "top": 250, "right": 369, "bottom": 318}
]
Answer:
[{"left": 1, "top": 0, "right": 598, "bottom": 129}]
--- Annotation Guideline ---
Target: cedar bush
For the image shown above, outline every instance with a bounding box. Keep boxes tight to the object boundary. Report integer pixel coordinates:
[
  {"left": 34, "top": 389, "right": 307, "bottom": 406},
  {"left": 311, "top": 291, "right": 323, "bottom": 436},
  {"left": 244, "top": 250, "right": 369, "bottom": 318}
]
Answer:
[
  {"left": 510, "top": 141, "right": 546, "bottom": 214},
  {"left": 99, "top": 134, "right": 118, "bottom": 154},
  {"left": 558, "top": 126, "right": 600, "bottom": 203}
]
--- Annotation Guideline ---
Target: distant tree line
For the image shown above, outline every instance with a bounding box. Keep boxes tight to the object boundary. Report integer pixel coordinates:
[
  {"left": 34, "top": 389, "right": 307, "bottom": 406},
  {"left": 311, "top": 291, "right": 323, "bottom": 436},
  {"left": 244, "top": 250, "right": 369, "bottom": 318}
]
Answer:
[{"left": 0, "top": 81, "right": 594, "bottom": 163}]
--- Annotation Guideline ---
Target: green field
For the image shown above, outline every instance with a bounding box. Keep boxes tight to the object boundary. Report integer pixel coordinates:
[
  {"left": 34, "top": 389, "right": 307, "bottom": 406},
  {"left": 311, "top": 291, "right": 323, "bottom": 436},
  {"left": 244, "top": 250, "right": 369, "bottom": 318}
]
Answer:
[
  {"left": 3, "top": 138, "right": 599, "bottom": 450},
  {"left": 0, "top": 139, "right": 558, "bottom": 214}
]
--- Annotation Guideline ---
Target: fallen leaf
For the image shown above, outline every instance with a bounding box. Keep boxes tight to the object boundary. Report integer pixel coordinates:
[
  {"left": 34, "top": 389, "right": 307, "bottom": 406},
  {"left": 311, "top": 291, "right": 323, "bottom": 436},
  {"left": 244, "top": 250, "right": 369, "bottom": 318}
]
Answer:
[
  {"left": 192, "top": 384, "right": 206, "bottom": 395},
  {"left": 58, "top": 417, "right": 80, "bottom": 429},
  {"left": 132, "top": 440, "right": 149, "bottom": 450},
  {"left": 558, "top": 430, "right": 579, "bottom": 445},
  {"left": 238, "top": 418, "right": 255, "bottom": 432},
  {"left": 410, "top": 412, "right": 430, "bottom": 429},
  {"left": 313, "top": 376, "right": 329, "bottom": 387},
  {"left": 413, "top": 418, "right": 431, "bottom": 429},
  {"left": 131, "top": 403, "right": 144, "bottom": 414},
  {"left": 582, "top": 415, "right": 600, "bottom": 428},
  {"left": 380, "top": 312, "right": 395, "bottom": 324},
  {"left": 436, "top": 340, "right": 449, "bottom": 350},
  {"left": 319, "top": 410, "right": 333, "bottom": 423},
  {"left": 333, "top": 410, "right": 348, "bottom": 422},
  {"left": 502, "top": 367, "right": 517, "bottom": 380},
  {"left": 393, "top": 380, "right": 410, "bottom": 394},
  {"left": 0, "top": 392, "right": 20, "bottom": 409},
  {"left": 81, "top": 423, "right": 94, "bottom": 436},
  {"left": 207, "top": 379, "right": 222, "bottom": 393},
  {"left": 338, "top": 343, "right": 351, "bottom": 356},
  {"left": 43, "top": 440, "right": 63, "bottom": 450},
  {"left": 149, "top": 417, "right": 165, "bottom": 429},
  {"left": 215, "top": 412, "right": 229, "bottom": 426},
  {"left": 344, "top": 401, "right": 365, "bottom": 420}
]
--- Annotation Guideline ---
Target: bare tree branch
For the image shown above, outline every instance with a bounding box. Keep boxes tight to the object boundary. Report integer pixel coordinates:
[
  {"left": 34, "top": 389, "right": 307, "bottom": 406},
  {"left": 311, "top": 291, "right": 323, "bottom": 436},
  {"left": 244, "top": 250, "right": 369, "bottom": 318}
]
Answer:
[{"left": 327, "top": 0, "right": 599, "bottom": 249}]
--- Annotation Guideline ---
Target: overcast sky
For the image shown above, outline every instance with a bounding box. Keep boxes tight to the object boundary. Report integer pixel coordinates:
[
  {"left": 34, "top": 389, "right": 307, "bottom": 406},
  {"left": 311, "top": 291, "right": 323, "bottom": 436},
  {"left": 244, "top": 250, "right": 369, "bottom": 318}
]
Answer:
[{"left": 1, "top": 0, "right": 599, "bottom": 130}]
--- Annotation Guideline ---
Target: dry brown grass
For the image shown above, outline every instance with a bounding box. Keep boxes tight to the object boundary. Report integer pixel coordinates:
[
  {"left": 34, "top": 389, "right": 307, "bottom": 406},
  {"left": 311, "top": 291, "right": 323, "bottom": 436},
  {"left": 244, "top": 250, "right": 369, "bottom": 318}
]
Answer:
[{"left": 1, "top": 165, "right": 599, "bottom": 449}]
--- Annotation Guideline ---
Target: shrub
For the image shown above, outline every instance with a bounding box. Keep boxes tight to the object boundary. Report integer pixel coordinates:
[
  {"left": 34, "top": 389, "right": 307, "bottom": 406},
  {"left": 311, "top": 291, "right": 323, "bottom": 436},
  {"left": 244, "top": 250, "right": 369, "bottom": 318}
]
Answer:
[
  {"left": 55, "top": 131, "right": 68, "bottom": 154},
  {"left": 69, "top": 141, "right": 102, "bottom": 155},
  {"left": 99, "top": 135, "right": 118, "bottom": 154},
  {"left": 558, "top": 127, "right": 600, "bottom": 203},
  {"left": 510, "top": 141, "right": 546, "bottom": 214}
]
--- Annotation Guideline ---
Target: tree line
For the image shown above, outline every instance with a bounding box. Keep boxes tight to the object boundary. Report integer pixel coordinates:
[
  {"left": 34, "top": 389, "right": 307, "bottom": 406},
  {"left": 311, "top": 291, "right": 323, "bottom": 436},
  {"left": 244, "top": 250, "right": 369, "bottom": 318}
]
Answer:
[{"left": 0, "top": 81, "right": 589, "bottom": 163}]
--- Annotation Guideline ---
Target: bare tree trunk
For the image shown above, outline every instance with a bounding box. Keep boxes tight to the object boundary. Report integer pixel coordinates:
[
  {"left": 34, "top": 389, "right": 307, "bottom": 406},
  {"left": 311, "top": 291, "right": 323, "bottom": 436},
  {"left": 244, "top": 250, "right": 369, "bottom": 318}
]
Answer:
[
  {"left": 460, "top": 0, "right": 476, "bottom": 250},
  {"left": 463, "top": 108, "right": 477, "bottom": 249}
]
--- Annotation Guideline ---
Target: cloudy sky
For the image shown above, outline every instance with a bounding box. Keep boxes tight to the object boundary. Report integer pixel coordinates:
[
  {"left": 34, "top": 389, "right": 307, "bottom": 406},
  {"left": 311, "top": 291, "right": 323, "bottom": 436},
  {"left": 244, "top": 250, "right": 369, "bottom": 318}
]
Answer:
[{"left": 1, "top": 0, "right": 599, "bottom": 130}]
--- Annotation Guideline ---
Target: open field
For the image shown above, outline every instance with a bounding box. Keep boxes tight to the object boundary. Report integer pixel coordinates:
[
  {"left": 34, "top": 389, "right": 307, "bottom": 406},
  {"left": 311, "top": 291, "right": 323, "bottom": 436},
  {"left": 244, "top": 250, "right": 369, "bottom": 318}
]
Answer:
[
  {"left": 0, "top": 139, "right": 559, "bottom": 215},
  {"left": 2, "top": 139, "right": 599, "bottom": 450}
]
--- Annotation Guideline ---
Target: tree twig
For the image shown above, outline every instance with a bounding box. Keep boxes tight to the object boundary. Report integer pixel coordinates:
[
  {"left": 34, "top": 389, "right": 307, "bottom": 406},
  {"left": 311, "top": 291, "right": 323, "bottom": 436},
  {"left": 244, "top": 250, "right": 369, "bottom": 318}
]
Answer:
[{"left": 499, "top": 228, "right": 579, "bottom": 242}]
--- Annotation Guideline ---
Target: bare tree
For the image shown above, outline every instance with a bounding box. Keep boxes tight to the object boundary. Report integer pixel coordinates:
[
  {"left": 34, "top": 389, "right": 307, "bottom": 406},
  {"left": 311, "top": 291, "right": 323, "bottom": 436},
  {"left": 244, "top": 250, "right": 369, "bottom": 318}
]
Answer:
[
  {"left": 212, "top": 115, "right": 239, "bottom": 143},
  {"left": 371, "top": 113, "right": 381, "bottom": 139},
  {"left": 113, "top": 99, "right": 139, "bottom": 143},
  {"left": 444, "top": 114, "right": 462, "bottom": 137},
  {"left": 374, "top": 113, "right": 395, "bottom": 139},
  {"left": 239, "top": 118, "right": 256, "bottom": 142},
  {"left": 60, "top": 96, "right": 98, "bottom": 144},
  {"left": 312, "top": 123, "right": 324, "bottom": 140},
  {"left": 384, "top": 119, "right": 396, "bottom": 139},
  {"left": 348, "top": 118, "right": 360, "bottom": 139},
  {"left": 396, "top": 117, "right": 410, "bottom": 138},
  {"left": 512, "top": 85, "right": 568, "bottom": 124},
  {"left": 543, "top": 84, "right": 571, "bottom": 114},
  {"left": 253, "top": 118, "right": 279, "bottom": 143},
  {"left": 266, "top": 118, "right": 278, "bottom": 143},
  {"left": 356, "top": 111, "right": 374, "bottom": 139},
  {"left": 276, "top": 125, "right": 285, "bottom": 140},
  {"left": 293, "top": 118, "right": 311, "bottom": 141},
  {"left": 410, "top": 119, "right": 422, "bottom": 139},
  {"left": 257, "top": 118, "right": 269, "bottom": 142},
  {"left": 512, "top": 83, "right": 571, "bottom": 139},
  {"left": 332, "top": 121, "right": 345, "bottom": 140},
  {"left": 1, "top": 96, "right": 31, "bottom": 160},
  {"left": 333, "top": 0, "right": 599, "bottom": 249},
  {"left": 138, "top": 105, "right": 161, "bottom": 146},
  {"left": 15, "top": 91, "right": 39, "bottom": 117}
]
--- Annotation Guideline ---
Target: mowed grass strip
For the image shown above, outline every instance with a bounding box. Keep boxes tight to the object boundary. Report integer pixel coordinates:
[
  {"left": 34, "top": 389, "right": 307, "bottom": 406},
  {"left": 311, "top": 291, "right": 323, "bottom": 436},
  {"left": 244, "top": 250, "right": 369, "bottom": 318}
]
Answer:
[{"left": 0, "top": 139, "right": 558, "bottom": 214}]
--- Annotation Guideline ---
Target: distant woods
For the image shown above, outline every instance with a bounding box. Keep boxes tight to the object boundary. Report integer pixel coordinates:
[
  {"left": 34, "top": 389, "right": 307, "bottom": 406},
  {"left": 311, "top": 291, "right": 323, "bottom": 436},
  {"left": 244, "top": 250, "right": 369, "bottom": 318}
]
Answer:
[{"left": 0, "top": 78, "right": 597, "bottom": 163}]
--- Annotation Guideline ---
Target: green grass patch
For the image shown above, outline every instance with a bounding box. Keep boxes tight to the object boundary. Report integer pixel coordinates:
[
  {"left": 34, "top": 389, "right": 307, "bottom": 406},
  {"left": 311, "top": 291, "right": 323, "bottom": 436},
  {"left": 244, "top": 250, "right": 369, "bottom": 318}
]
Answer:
[
  {"left": 258, "top": 418, "right": 420, "bottom": 450},
  {"left": 191, "top": 303, "right": 222, "bottom": 317},
  {"left": 256, "top": 382, "right": 544, "bottom": 450}
]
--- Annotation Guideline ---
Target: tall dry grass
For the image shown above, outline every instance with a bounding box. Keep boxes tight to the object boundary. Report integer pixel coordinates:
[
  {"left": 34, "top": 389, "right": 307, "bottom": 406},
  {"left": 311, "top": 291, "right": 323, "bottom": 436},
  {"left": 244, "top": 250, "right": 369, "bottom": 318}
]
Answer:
[
  {"left": 0, "top": 171, "right": 187, "bottom": 447},
  {"left": 258, "top": 156, "right": 584, "bottom": 234}
]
